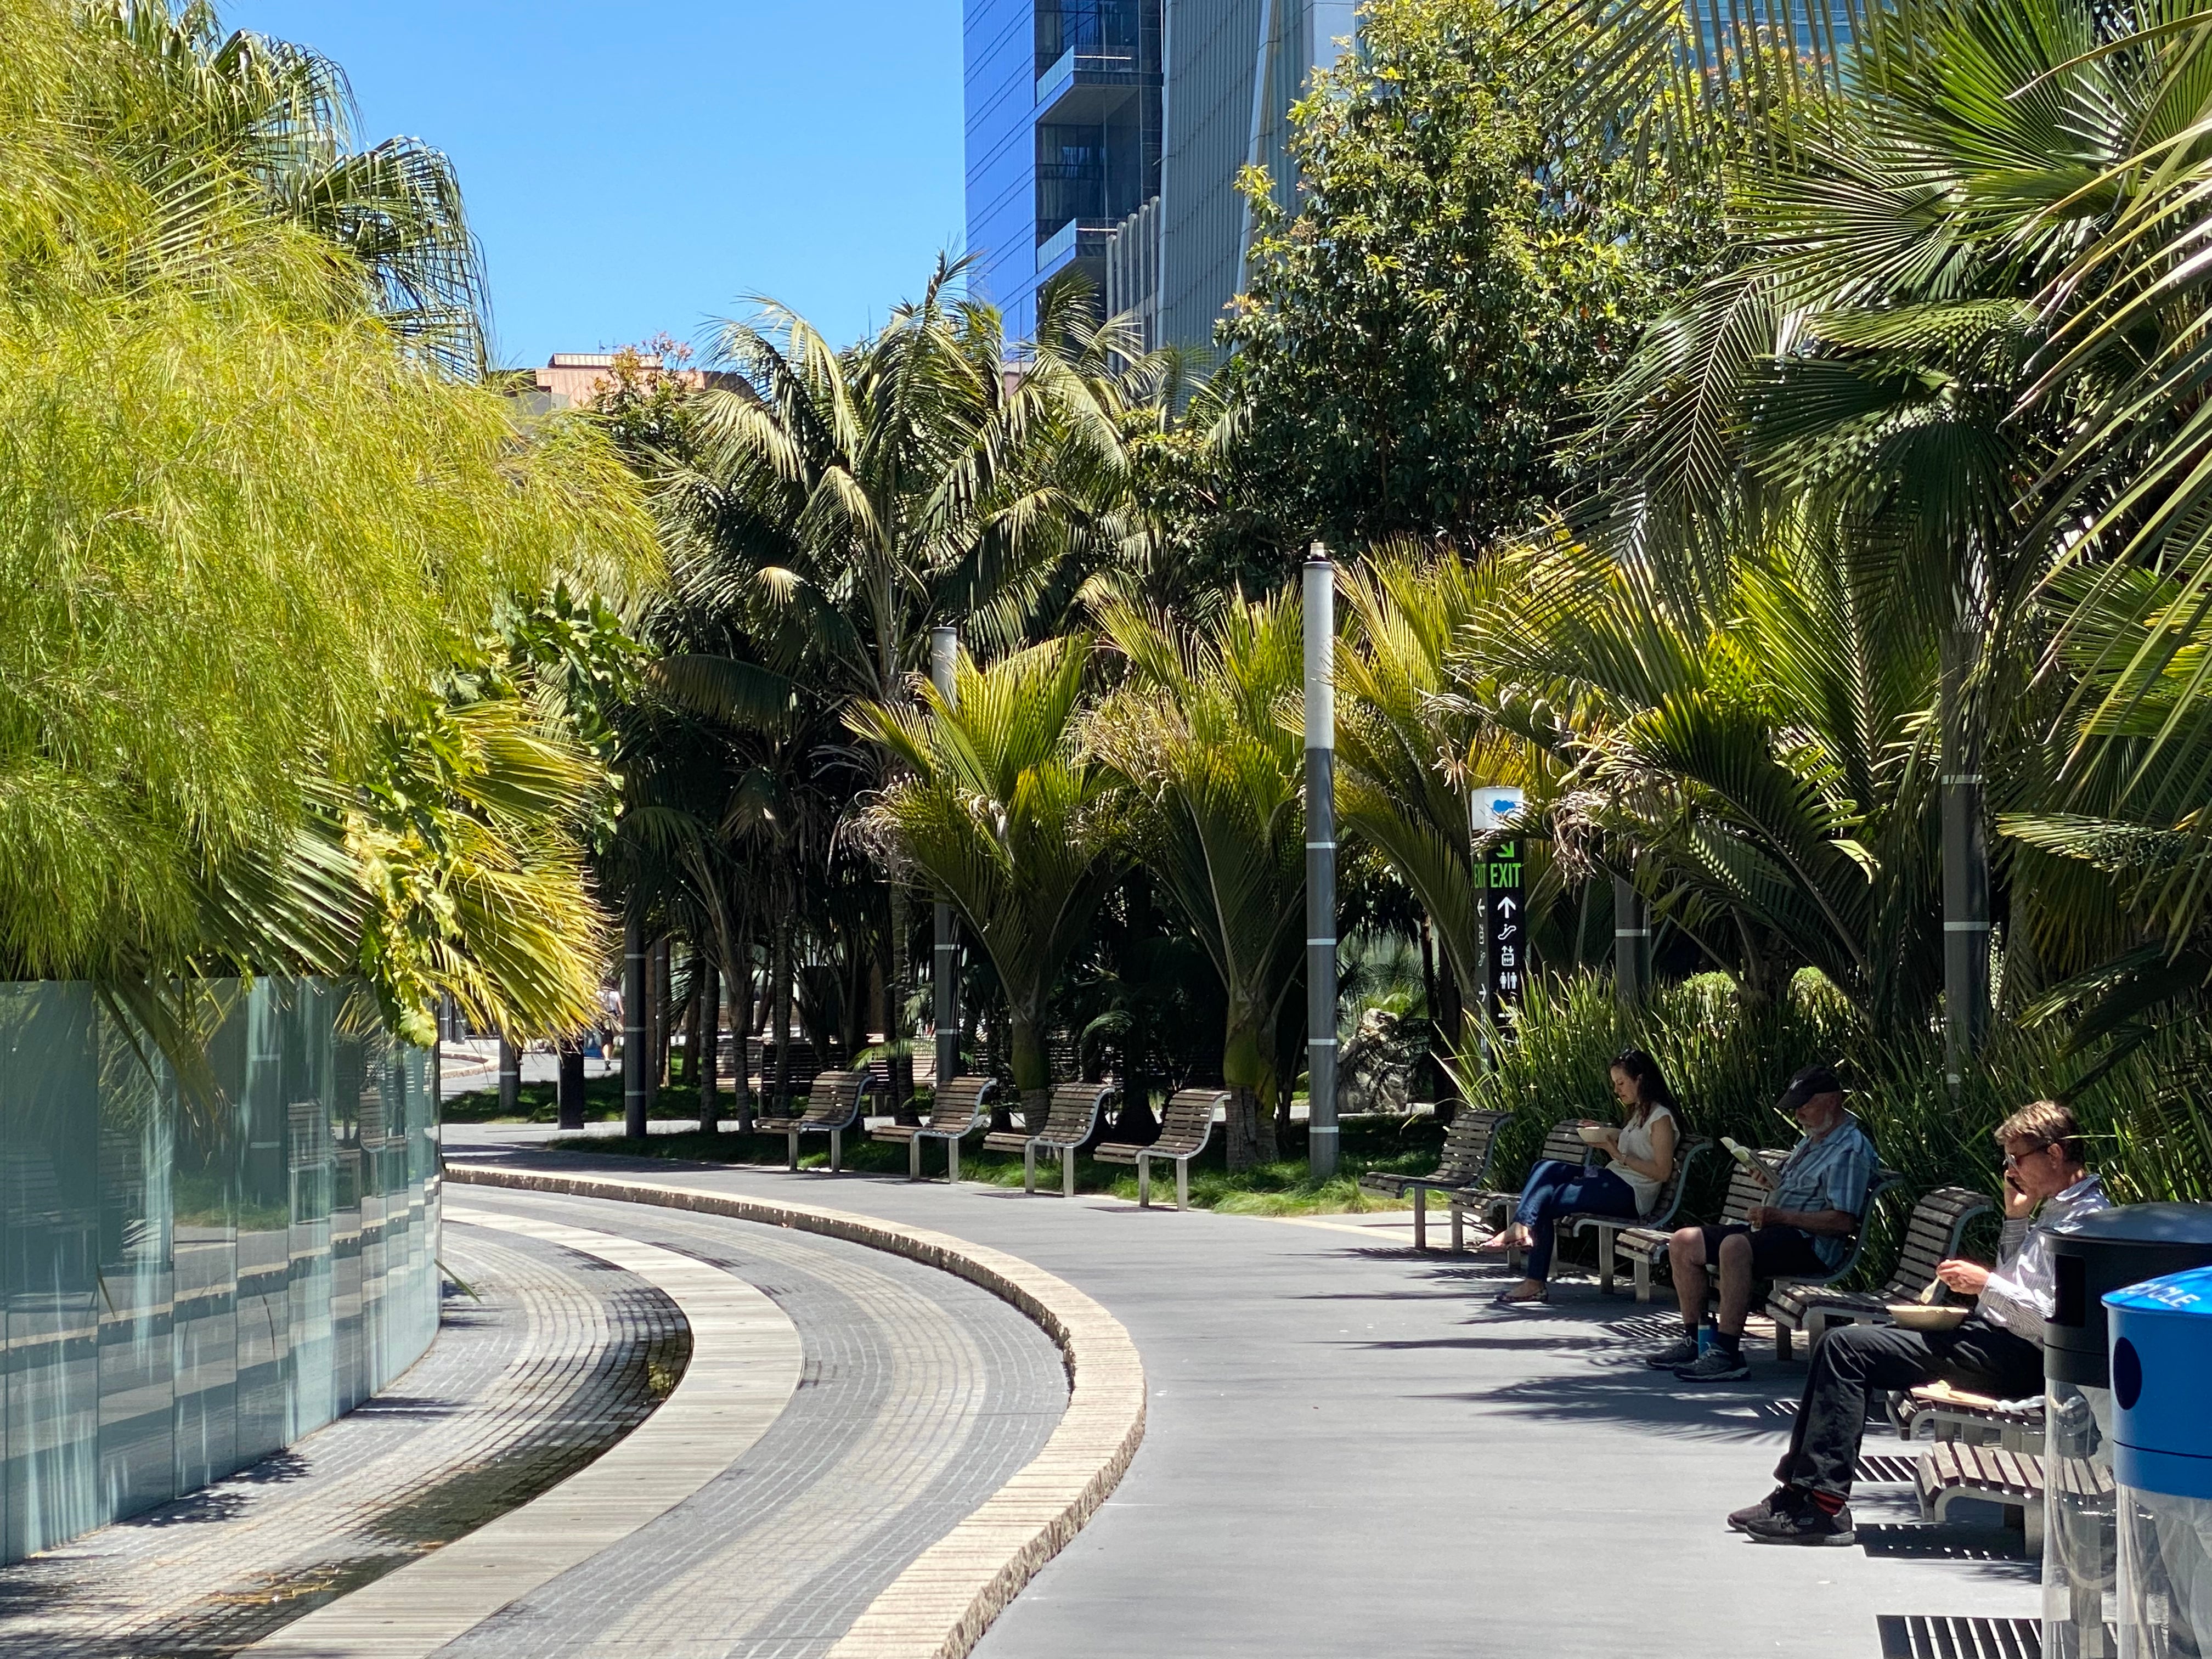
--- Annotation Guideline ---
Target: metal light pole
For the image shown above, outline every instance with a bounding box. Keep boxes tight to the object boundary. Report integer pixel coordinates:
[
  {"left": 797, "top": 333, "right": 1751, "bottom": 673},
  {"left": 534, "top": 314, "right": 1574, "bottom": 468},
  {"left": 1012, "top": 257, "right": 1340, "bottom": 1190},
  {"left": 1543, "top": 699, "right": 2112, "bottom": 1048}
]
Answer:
[
  {"left": 623, "top": 901, "right": 648, "bottom": 1139},
  {"left": 1613, "top": 875, "right": 1649, "bottom": 1007},
  {"left": 497, "top": 1034, "right": 520, "bottom": 1118},
  {"left": 1304, "top": 548, "right": 1339, "bottom": 1180},
  {"left": 930, "top": 625, "right": 961, "bottom": 1093}
]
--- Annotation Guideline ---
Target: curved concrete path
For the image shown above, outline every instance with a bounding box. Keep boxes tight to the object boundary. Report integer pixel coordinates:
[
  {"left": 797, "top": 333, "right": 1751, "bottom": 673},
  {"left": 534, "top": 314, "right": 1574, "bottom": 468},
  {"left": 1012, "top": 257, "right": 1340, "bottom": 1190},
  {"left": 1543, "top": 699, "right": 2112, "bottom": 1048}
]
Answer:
[
  {"left": 447, "top": 1127, "right": 2041, "bottom": 1659},
  {"left": 251, "top": 1207, "right": 804, "bottom": 1657}
]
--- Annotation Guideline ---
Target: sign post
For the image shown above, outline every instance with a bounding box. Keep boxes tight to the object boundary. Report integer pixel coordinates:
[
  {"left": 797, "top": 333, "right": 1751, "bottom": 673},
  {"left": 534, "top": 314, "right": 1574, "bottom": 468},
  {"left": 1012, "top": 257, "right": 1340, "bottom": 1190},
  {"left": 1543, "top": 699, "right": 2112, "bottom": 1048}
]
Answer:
[{"left": 1471, "top": 787, "right": 1527, "bottom": 1034}]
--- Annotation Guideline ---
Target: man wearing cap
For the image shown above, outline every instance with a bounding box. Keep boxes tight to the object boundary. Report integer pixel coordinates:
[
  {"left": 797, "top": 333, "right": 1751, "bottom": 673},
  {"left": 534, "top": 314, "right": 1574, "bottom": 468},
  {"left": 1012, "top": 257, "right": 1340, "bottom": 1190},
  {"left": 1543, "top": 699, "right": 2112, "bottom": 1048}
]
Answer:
[
  {"left": 1724, "top": 1098, "right": 2105, "bottom": 1544},
  {"left": 1646, "top": 1064, "right": 1878, "bottom": 1383}
]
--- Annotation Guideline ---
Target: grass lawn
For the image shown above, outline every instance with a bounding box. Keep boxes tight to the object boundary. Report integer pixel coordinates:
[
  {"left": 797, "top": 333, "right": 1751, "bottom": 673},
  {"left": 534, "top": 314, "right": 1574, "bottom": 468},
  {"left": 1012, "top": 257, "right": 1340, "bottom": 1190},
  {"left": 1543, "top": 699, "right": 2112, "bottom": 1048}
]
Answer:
[
  {"left": 442, "top": 1074, "right": 716, "bottom": 1125},
  {"left": 518, "top": 1110, "right": 1448, "bottom": 1216}
]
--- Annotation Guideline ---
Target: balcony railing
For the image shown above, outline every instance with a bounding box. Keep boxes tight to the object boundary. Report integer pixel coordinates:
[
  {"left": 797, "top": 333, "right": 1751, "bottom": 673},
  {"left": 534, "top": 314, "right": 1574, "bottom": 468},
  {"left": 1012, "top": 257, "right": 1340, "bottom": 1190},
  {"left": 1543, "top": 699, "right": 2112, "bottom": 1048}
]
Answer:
[{"left": 1036, "top": 217, "right": 1080, "bottom": 272}]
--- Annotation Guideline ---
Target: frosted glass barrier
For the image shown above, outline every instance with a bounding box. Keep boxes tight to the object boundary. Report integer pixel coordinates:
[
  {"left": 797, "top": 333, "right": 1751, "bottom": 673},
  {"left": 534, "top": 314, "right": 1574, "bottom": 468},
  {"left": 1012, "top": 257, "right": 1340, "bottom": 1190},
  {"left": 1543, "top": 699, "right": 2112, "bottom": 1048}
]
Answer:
[{"left": 0, "top": 979, "right": 440, "bottom": 1562}]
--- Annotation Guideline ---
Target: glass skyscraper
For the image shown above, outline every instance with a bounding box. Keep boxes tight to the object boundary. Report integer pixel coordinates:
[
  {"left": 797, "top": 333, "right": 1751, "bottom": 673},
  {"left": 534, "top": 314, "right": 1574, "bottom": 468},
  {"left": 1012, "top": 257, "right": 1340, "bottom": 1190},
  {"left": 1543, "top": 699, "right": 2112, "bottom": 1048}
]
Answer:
[{"left": 964, "top": 0, "right": 1356, "bottom": 354}]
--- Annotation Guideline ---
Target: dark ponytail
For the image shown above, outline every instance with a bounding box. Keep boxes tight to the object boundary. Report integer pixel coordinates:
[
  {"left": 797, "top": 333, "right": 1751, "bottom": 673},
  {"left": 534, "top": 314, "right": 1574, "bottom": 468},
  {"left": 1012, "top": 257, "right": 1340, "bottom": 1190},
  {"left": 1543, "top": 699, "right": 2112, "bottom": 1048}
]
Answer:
[{"left": 1611, "top": 1048, "right": 1681, "bottom": 1127}]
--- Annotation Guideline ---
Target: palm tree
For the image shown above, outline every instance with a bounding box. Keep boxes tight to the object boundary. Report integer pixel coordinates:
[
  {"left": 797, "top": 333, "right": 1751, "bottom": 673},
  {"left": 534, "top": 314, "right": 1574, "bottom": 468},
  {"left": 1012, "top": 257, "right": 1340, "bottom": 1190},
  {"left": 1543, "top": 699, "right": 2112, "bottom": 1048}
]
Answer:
[
  {"left": 656, "top": 265, "right": 1154, "bottom": 1107},
  {"left": 849, "top": 636, "right": 1128, "bottom": 1122},
  {"left": 1093, "top": 594, "right": 1309, "bottom": 1169}
]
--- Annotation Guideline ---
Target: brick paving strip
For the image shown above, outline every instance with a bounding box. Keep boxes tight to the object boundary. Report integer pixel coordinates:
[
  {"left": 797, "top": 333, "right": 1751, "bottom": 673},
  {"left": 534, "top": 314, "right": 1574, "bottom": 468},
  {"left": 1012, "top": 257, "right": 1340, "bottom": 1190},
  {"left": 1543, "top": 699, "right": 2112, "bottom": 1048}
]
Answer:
[
  {"left": 248, "top": 1207, "right": 803, "bottom": 1659},
  {"left": 442, "top": 1164, "right": 1148, "bottom": 1659}
]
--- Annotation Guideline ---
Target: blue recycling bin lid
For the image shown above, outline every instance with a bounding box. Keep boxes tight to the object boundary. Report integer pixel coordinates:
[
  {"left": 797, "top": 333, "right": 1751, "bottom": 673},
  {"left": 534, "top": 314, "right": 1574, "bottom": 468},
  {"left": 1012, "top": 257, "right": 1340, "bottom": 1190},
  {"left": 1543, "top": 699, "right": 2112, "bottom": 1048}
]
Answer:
[{"left": 2106, "top": 1265, "right": 2212, "bottom": 1499}]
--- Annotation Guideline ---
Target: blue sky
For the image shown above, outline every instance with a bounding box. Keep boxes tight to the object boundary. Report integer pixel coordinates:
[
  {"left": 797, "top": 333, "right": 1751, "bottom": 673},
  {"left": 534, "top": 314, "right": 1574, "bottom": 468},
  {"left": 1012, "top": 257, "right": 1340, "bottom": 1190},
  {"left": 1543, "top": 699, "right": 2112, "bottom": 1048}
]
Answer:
[{"left": 230, "top": 1, "right": 967, "bottom": 367}]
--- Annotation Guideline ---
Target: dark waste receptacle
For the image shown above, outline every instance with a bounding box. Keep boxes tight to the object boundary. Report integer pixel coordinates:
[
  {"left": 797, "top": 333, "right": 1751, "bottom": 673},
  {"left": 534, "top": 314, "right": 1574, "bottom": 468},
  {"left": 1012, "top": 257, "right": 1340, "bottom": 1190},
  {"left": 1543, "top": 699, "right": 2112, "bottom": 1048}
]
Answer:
[
  {"left": 2106, "top": 1265, "right": 2212, "bottom": 1657},
  {"left": 2043, "top": 1204, "right": 2212, "bottom": 1659}
]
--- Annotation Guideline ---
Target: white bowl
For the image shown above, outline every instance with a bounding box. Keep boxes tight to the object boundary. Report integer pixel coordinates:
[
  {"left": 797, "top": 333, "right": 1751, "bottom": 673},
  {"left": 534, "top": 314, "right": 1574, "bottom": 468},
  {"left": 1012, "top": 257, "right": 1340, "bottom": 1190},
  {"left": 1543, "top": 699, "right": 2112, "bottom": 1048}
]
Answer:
[
  {"left": 1576, "top": 1123, "right": 1611, "bottom": 1146},
  {"left": 1887, "top": 1303, "right": 1970, "bottom": 1333}
]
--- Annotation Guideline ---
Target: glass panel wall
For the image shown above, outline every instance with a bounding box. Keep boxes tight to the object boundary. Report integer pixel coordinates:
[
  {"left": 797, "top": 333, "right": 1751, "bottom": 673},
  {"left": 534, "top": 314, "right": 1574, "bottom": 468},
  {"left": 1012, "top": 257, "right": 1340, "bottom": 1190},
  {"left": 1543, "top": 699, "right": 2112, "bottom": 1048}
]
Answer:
[{"left": 0, "top": 979, "right": 439, "bottom": 1564}]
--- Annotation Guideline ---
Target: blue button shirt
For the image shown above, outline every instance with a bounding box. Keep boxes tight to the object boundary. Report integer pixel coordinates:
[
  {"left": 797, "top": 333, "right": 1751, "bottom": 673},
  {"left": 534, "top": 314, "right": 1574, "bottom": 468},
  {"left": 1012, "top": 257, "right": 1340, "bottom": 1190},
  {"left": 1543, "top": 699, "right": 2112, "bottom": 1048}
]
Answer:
[{"left": 1771, "top": 1114, "right": 1880, "bottom": 1269}]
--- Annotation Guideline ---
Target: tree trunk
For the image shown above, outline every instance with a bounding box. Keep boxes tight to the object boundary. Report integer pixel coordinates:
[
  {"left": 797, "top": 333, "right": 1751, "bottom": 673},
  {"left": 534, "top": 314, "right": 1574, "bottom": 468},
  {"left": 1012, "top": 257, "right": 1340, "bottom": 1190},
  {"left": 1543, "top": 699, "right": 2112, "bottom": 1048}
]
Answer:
[
  {"left": 1226, "top": 1086, "right": 1262, "bottom": 1172},
  {"left": 556, "top": 1040, "right": 586, "bottom": 1131},
  {"left": 696, "top": 955, "right": 719, "bottom": 1132},
  {"left": 733, "top": 923, "right": 757, "bottom": 1132},
  {"left": 772, "top": 892, "right": 795, "bottom": 1117},
  {"left": 887, "top": 883, "right": 917, "bottom": 1120},
  {"left": 654, "top": 936, "right": 674, "bottom": 1086},
  {"left": 1010, "top": 1008, "right": 1051, "bottom": 1133}
]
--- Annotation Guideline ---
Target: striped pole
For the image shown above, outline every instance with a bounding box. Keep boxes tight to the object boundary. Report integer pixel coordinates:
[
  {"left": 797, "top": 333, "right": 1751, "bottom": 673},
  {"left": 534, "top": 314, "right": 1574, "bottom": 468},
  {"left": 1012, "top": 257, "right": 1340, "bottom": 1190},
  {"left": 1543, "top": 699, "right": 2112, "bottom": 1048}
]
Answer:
[
  {"left": 930, "top": 625, "right": 961, "bottom": 1093},
  {"left": 1305, "top": 549, "right": 1339, "bottom": 1179}
]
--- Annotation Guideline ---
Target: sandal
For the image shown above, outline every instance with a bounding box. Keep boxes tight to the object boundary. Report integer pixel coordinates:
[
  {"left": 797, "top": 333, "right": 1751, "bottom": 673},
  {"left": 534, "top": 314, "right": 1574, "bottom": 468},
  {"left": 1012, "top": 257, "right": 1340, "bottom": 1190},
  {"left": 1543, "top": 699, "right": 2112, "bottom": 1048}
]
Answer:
[{"left": 1493, "top": 1283, "right": 1549, "bottom": 1306}]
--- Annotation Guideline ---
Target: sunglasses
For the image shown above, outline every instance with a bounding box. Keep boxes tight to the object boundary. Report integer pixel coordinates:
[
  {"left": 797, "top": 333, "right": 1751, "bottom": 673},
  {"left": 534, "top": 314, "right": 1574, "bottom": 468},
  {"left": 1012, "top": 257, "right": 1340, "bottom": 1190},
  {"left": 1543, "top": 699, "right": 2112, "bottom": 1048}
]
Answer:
[{"left": 2002, "top": 1141, "right": 2053, "bottom": 1169}]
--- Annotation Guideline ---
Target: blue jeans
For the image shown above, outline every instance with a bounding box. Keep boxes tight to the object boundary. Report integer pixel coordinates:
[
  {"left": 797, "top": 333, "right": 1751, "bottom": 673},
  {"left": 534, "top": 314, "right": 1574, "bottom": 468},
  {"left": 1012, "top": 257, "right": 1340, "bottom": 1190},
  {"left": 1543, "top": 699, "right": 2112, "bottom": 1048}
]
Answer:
[{"left": 1513, "top": 1160, "right": 1640, "bottom": 1281}]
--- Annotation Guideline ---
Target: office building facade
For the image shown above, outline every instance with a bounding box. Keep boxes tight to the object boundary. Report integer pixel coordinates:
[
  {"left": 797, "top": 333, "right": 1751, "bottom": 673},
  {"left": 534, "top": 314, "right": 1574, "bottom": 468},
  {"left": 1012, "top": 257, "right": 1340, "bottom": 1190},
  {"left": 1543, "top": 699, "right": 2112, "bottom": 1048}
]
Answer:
[{"left": 964, "top": 0, "right": 1356, "bottom": 354}]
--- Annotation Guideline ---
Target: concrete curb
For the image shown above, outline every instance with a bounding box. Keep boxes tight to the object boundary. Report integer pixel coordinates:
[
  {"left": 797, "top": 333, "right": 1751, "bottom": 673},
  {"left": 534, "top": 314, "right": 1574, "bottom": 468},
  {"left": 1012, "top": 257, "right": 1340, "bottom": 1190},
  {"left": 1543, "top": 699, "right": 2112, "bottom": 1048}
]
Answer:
[{"left": 445, "top": 1164, "right": 1147, "bottom": 1659}]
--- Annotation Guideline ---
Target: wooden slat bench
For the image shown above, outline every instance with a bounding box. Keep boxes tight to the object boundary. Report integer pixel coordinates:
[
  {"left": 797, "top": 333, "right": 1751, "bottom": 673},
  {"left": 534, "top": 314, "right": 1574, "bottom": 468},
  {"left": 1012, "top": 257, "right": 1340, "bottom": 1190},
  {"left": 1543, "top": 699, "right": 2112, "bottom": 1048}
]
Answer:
[
  {"left": 1769, "top": 1184, "right": 1992, "bottom": 1350},
  {"left": 754, "top": 1069, "right": 875, "bottom": 1172},
  {"left": 1357, "top": 1105, "right": 1508, "bottom": 1251},
  {"left": 1561, "top": 1137, "right": 1711, "bottom": 1294},
  {"left": 1092, "top": 1087, "right": 1227, "bottom": 1210},
  {"left": 1916, "top": 1438, "right": 2105, "bottom": 1549},
  {"left": 1448, "top": 1120, "right": 1596, "bottom": 1254},
  {"left": 1612, "top": 1147, "right": 1788, "bottom": 1302},
  {"left": 982, "top": 1081, "right": 1110, "bottom": 1197},
  {"left": 1891, "top": 1379, "right": 2043, "bottom": 1448},
  {"left": 869, "top": 1076, "right": 996, "bottom": 1183}
]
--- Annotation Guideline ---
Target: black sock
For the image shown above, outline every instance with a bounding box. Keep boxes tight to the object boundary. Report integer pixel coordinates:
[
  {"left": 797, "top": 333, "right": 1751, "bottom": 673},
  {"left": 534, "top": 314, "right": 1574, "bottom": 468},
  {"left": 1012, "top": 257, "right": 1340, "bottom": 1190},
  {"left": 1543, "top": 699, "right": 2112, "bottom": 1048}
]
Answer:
[{"left": 1715, "top": 1329, "right": 1742, "bottom": 1357}]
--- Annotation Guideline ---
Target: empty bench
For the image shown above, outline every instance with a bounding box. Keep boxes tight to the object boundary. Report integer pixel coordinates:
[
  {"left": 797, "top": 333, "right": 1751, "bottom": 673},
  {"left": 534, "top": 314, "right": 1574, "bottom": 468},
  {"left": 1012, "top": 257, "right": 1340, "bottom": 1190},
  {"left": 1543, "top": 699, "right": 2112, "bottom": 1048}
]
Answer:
[
  {"left": 1093, "top": 1087, "right": 1228, "bottom": 1210},
  {"left": 983, "top": 1081, "right": 1110, "bottom": 1196},
  {"left": 1358, "top": 1105, "right": 1507, "bottom": 1252},
  {"left": 755, "top": 1069, "right": 877, "bottom": 1172},
  {"left": 870, "top": 1076, "right": 996, "bottom": 1182}
]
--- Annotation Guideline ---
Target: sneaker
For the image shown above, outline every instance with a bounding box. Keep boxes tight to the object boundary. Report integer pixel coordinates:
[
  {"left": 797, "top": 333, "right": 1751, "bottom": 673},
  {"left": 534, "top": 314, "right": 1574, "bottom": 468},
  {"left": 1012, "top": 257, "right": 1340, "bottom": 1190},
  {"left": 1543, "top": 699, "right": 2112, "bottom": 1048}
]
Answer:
[
  {"left": 1728, "top": 1486, "right": 1803, "bottom": 1533},
  {"left": 1674, "top": 1345, "right": 1752, "bottom": 1381},
  {"left": 1643, "top": 1334, "right": 1700, "bottom": 1369},
  {"left": 1741, "top": 1500, "right": 1856, "bottom": 1546}
]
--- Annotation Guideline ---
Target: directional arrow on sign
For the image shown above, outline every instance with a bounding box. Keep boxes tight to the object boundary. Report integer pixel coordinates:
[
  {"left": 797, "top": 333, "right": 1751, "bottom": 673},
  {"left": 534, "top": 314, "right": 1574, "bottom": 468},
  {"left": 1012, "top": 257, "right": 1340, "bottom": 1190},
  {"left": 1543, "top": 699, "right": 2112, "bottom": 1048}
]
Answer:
[{"left": 1496, "top": 895, "right": 1519, "bottom": 916}]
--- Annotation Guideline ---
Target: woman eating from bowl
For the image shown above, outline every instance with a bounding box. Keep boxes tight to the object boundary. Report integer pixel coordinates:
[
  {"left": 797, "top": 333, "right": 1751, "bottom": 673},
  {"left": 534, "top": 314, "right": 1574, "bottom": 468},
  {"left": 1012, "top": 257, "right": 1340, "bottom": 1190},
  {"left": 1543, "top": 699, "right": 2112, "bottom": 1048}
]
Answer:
[{"left": 1480, "top": 1049, "right": 1682, "bottom": 1305}]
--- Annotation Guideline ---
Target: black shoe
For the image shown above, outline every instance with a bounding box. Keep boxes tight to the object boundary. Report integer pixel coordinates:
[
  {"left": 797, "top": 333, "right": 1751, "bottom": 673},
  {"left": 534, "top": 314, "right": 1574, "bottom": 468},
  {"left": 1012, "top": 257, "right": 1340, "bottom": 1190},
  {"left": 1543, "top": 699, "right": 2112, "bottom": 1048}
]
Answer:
[
  {"left": 1741, "top": 1499, "right": 1856, "bottom": 1546},
  {"left": 1643, "top": 1334, "right": 1699, "bottom": 1369},
  {"left": 1728, "top": 1486, "right": 1803, "bottom": 1533}
]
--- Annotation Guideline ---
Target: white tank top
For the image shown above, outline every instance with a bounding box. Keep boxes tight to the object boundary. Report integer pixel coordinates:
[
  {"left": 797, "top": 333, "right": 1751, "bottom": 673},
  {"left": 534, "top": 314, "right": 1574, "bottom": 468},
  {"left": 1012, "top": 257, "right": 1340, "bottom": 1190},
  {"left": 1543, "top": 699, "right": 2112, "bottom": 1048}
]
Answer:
[{"left": 1612, "top": 1106, "right": 1676, "bottom": 1214}]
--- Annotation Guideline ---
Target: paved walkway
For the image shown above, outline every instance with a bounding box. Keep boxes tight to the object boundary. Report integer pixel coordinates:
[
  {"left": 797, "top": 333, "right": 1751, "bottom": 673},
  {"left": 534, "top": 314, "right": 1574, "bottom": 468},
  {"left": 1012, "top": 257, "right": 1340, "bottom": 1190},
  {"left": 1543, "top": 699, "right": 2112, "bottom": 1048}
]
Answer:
[
  {"left": 445, "top": 1127, "right": 2040, "bottom": 1659},
  {"left": 0, "top": 1222, "right": 686, "bottom": 1658}
]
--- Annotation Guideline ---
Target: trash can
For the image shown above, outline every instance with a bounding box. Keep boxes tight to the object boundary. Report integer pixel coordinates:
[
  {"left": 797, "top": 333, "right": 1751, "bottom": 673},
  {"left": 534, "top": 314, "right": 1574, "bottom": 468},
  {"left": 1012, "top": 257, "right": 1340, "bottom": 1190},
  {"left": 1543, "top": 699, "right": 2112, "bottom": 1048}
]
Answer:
[
  {"left": 2044, "top": 1204, "right": 2212, "bottom": 1659},
  {"left": 2106, "top": 1265, "right": 2212, "bottom": 1658}
]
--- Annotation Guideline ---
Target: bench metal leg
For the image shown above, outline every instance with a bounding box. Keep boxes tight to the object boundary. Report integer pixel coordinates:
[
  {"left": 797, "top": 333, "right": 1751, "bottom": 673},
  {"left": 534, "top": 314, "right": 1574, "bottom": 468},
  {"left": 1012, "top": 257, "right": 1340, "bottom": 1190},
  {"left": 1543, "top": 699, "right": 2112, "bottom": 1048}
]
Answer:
[
  {"left": 787, "top": 1128, "right": 799, "bottom": 1172},
  {"left": 947, "top": 1138, "right": 960, "bottom": 1184},
  {"left": 1137, "top": 1155, "right": 1151, "bottom": 1208},
  {"left": 1450, "top": 1202, "right": 1465, "bottom": 1254},
  {"left": 1775, "top": 1324, "right": 1792, "bottom": 1362},
  {"left": 1633, "top": 1257, "right": 1652, "bottom": 1302},
  {"left": 830, "top": 1128, "right": 842, "bottom": 1172},
  {"left": 1412, "top": 1188, "right": 1427, "bottom": 1251},
  {"left": 1176, "top": 1157, "right": 1188, "bottom": 1212},
  {"left": 1063, "top": 1147, "right": 1075, "bottom": 1199},
  {"left": 1596, "top": 1227, "right": 1616, "bottom": 1294},
  {"left": 910, "top": 1137, "right": 922, "bottom": 1181}
]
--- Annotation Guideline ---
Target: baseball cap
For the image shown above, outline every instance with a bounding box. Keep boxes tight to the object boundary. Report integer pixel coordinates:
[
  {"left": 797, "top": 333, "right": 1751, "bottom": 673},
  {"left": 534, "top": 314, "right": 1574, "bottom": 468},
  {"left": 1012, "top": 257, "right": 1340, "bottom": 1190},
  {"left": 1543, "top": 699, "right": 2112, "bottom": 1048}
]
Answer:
[{"left": 1776, "top": 1064, "right": 1844, "bottom": 1113}]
